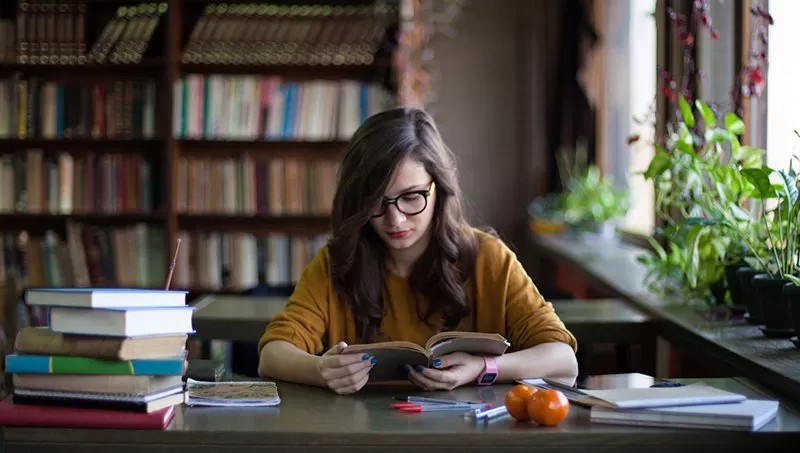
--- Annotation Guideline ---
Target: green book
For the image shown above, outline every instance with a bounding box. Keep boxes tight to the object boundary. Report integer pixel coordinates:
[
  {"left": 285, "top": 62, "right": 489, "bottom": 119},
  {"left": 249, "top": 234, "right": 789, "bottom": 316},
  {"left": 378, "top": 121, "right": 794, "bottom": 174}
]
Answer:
[{"left": 5, "top": 353, "right": 185, "bottom": 376}]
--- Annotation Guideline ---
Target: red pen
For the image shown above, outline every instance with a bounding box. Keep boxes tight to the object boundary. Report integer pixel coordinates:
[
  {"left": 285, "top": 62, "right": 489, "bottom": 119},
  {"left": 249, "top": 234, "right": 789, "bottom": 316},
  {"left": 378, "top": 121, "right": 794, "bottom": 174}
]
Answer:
[{"left": 397, "top": 403, "right": 491, "bottom": 413}]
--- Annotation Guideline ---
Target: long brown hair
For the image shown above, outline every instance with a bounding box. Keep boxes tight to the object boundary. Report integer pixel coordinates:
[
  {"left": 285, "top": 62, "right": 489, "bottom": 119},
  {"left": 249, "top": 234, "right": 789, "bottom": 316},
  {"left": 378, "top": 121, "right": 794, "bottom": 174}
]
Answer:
[{"left": 329, "top": 107, "right": 478, "bottom": 343}]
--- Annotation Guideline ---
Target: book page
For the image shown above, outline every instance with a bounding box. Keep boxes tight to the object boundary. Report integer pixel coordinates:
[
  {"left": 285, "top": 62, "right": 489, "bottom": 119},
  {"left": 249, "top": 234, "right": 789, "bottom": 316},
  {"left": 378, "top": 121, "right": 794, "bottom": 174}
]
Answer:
[{"left": 426, "top": 332, "right": 509, "bottom": 358}]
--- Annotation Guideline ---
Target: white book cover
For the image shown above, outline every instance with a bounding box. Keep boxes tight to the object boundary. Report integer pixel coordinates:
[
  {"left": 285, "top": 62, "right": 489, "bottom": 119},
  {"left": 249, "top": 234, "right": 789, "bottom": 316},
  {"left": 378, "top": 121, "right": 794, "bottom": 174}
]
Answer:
[
  {"left": 591, "top": 399, "right": 780, "bottom": 431},
  {"left": 578, "top": 383, "right": 747, "bottom": 409}
]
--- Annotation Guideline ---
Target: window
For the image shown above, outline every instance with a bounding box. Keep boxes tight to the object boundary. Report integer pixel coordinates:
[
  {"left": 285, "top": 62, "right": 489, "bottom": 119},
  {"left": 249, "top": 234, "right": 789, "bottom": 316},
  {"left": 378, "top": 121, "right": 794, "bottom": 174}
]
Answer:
[
  {"left": 766, "top": 0, "right": 800, "bottom": 171},
  {"left": 597, "top": 0, "right": 657, "bottom": 235}
]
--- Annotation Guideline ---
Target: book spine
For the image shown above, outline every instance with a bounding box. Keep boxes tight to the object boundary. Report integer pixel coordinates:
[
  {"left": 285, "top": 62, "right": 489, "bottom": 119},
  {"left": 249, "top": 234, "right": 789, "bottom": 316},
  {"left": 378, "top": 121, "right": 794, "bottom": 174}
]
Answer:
[{"left": 5, "top": 354, "right": 184, "bottom": 376}]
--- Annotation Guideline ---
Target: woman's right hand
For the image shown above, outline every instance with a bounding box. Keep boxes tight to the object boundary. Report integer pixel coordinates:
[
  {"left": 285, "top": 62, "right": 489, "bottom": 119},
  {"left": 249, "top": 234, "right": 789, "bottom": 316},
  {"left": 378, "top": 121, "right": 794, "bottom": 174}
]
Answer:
[{"left": 317, "top": 341, "right": 376, "bottom": 394}]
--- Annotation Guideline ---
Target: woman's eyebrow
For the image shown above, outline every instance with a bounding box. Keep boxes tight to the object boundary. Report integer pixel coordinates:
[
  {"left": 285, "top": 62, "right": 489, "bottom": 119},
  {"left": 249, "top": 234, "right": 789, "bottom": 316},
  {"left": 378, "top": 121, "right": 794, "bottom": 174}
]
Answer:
[{"left": 385, "top": 183, "right": 430, "bottom": 197}]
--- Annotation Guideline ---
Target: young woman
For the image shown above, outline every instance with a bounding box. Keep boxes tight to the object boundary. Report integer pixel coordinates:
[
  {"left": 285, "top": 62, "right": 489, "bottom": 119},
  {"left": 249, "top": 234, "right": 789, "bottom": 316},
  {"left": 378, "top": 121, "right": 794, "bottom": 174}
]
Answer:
[{"left": 258, "top": 107, "right": 578, "bottom": 394}]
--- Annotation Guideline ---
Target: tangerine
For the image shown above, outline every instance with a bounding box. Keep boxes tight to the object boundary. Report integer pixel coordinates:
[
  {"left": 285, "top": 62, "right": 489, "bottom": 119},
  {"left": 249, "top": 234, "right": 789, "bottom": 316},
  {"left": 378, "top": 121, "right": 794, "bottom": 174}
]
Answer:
[
  {"left": 504, "top": 384, "right": 538, "bottom": 421},
  {"left": 527, "top": 389, "right": 570, "bottom": 426}
]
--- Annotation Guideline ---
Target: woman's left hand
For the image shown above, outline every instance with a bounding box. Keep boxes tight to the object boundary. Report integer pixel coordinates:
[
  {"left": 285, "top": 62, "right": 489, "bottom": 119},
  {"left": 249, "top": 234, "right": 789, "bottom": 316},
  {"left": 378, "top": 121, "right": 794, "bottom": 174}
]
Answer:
[{"left": 406, "top": 352, "right": 485, "bottom": 391}]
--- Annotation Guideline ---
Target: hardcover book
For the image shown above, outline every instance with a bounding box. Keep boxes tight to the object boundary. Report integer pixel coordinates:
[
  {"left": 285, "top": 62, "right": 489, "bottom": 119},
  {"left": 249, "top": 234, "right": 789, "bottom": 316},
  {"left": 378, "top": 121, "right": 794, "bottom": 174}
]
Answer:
[
  {"left": 15, "top": 327, "right": 187, "bottom": 360},
  {"left": 342, "top": 331, "right": 510, "bottom": 381},
  {"left": 5, "top": 353, "right": 186, "bottom": 376},
  {"left": 0, "top": 396, "right": 176, "bottom": 429}
]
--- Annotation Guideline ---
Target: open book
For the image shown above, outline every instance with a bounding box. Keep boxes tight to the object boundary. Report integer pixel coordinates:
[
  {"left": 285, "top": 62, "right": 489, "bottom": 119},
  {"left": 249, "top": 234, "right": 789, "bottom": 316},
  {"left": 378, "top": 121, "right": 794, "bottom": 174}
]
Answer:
[{"left": 344, "top": 331, "right": 510, "bottom": 381}]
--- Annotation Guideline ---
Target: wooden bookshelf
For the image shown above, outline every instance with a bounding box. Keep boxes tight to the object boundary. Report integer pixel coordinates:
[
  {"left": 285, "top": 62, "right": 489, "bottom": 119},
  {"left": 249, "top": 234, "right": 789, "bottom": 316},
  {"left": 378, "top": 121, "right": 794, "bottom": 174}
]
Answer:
[{"left": 0, "top": 0, "right": 420, "bottom": 294}]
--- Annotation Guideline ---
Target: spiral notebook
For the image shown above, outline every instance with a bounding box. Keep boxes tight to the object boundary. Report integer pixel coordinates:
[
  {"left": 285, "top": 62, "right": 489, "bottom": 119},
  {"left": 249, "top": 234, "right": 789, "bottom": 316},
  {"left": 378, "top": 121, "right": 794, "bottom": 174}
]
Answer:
[{"left": 185, "top": 379, "right": 280, "bottom": 407}]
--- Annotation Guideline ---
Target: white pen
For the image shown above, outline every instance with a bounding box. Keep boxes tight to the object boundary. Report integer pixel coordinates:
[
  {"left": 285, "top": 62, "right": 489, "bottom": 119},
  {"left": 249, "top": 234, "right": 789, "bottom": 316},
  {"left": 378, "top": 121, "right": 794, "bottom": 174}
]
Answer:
[{"left": 465, "top": 405, "right": 509, "bottom": 421}]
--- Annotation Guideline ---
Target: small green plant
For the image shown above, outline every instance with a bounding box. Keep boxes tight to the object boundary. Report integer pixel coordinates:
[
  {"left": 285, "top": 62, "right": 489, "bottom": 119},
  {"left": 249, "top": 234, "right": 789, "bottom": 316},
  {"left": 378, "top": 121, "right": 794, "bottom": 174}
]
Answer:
[{"left": 556, "top": 142, "right": 629, "bottom": 232}]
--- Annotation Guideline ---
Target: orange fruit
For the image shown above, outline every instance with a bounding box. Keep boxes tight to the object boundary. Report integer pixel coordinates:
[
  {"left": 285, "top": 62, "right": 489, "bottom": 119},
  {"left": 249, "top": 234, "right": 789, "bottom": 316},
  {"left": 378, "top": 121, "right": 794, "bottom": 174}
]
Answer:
[
  {"left": 527, "top": 389, "right": 570, "bottom": 426},
  {"left": 504, "top": 384, "right": 538, "bottom": 421}
]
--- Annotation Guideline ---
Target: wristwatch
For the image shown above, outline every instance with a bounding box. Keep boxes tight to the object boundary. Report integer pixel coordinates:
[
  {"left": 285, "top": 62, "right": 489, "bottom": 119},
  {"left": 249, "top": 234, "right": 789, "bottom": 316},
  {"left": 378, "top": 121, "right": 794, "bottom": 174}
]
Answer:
[{"left": 476, "top": 356, "right": 498, "bottom": 385}]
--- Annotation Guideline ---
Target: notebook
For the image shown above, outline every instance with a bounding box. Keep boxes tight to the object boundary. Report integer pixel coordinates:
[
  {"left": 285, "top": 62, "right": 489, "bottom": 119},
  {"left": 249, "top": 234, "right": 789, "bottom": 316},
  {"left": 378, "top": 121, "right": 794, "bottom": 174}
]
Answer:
[
  {"left": 25, "top": 288, "right": 188, "bottom": 308},
  {"left": 590, "top": 399, "right": 780, "bottom": 431},
  {"left": 185, "top": 379, "right": 280, "bottom": 407},
  {"left": 521, "top": 380, "right": 746, "bottom": 409}
]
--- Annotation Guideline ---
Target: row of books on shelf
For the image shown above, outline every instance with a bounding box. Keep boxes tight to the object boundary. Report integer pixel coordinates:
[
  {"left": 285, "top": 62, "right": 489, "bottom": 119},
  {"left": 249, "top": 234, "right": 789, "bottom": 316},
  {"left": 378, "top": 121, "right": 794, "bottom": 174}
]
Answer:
[
  {"left": 0, "top": 225, "right": 326, "bottom": 291},
  {"left": 174, "top": 76, "right": 390, "bottom": 141},
  {"left": 1, "top": 224, "right": 166, "bottom": 290},
  {"left": 172, "top": 230, "right": 327, "bottom": 290},
  {"left": 178, "top": 156, "right": 337, "bottom": 216},
  {"left": 0, "top": 150, "right": 155, "bottom": 214},
  {"left": 0, "top": 76, "right": 158, "bottom": 139},
  {"left": 8, "top": 2, "right": 166, "bottom": 65},
  {"left": 1, "top": 288, "right": 193, "bottom": 429},
  {"left": 182, "top": 3, "right": 394, "bottom": 66},
  {"left": 86, "top": 3, "right": 166, "bottom": 65}
]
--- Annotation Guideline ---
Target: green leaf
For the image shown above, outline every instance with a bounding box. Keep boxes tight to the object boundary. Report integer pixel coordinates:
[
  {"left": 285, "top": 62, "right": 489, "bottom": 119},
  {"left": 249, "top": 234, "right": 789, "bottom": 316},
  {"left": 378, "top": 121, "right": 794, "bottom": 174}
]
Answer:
[
  {"left": 682, "top": 217, "right": 728, "bottom": 228},
  {"left": 742, "top": 167, "right": 776, "bottom": 199},
  {"left": 734, "top": 146, "right": 765, "bottom": 168},
  {"left": 644, "top": 149, "right": 672, "bottom": 180},
  {"left": 785, "top": 275, "right": 800, "bottom": 286},
  {"left": 705, "top": 129, "right": 730, "bottom": 145},
  {"left": 724, "top": 113, "right": 746, "bottom": 135},
  {"left": 728, "top": 202, "right": 753, "bottom": 222},
  {"left": 684, "top": 225, "right": 704, "bottom": 287},
  {"left": 777, "top": 169, "right": 799, "bottom": 205},
  {"left": 679, "top": 96, "right": 695, "bottom": 128},
  {"left": 696, "top": 100, "right": 716, "bottom": 128}
]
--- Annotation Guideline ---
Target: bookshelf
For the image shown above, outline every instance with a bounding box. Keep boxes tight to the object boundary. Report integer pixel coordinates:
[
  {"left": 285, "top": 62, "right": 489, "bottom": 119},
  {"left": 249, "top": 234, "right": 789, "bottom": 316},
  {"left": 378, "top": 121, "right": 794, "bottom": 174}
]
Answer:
[{"left": 0, "top": 0, "right": 421, "bottom": 296}]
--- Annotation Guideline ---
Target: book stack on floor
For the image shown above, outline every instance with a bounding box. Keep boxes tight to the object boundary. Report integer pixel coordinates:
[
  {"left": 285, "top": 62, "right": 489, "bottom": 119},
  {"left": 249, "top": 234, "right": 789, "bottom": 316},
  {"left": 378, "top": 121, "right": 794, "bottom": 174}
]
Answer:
[{"left": 0, "top": 288, "right": 194, "bottom": 430}]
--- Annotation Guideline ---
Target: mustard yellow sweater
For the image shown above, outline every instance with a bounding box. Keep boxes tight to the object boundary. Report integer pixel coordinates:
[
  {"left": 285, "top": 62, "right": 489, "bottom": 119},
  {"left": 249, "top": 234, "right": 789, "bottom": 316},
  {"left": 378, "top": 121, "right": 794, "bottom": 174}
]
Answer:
[{"left": 258, "top": 228, "right": 577, "bottom": 354}]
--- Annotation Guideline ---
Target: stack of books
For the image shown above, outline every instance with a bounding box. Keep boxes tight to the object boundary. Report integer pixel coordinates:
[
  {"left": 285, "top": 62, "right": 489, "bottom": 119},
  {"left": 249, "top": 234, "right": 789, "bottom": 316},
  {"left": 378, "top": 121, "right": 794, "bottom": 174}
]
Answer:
[{"left": 0, "top": 288, "right": 194, "bottom": 430}]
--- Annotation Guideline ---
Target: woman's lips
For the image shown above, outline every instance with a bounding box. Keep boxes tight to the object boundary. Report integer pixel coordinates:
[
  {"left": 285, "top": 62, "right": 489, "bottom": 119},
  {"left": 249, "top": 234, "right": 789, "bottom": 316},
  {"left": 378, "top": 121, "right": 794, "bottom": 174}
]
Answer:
[{"left": 387, "top": 230, "right": 410, "bottom": 239}]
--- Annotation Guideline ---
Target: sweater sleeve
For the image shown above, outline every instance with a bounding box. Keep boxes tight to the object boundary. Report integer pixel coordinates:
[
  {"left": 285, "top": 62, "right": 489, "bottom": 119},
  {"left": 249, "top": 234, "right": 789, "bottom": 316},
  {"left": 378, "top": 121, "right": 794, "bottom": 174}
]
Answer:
[
  {"left": 481, "top": 235, "right": 578, "bottom": 352},
  {"left": 257, "top": 247, "right": 331, "bottom": 355}
]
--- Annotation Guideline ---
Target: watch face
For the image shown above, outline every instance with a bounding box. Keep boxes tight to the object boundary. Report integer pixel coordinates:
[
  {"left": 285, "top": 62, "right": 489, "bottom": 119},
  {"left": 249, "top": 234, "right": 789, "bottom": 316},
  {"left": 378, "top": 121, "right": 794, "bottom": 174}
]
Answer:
[{"left": 480, "top": 373, "right": 497, "bottom": 384}]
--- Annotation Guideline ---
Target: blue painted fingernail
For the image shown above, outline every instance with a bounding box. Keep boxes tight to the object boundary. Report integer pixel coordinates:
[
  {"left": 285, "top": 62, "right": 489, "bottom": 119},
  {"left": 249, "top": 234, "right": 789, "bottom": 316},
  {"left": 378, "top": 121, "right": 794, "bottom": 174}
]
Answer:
[
  {"left": 404, "top": 364, "right": 412, "bottom": 374},
  {"left": 362, "top": 354, "right": 370, "bottom": 360},
  {"left": 370, "top": 357, "right": 377, "bottom": 365},
  {"left": 433, "top": 359, "right": 441, "bottom": 367},
  {"left": 415, "top": 365, "right": 424, "bottom": 372}
]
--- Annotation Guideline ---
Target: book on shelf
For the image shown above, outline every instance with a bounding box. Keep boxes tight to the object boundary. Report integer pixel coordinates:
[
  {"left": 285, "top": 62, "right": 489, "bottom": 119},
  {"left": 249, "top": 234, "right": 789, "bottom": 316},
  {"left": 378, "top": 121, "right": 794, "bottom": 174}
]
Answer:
[
  {"left": 590, "top": 399, "right": 780, "bottom": 431},
  {"left": 12, "top": 385, "right": 185, "bottom": 413},
  {"left": 0, "top": 396, "right": 176, "bottom": 429},
  {"left": 14, "top": 326, "right": 187, "bottom": 360},
  {"left": 13, "top": 373, "right": 184, "bottom": 395},
  {"left": 5, "top": 353, "right": 186, "bottom": 376},
  {"left": 25, "top": 288, "right": 188, "bottom": 308},
  {"left": 343, "top": 332, "right": 510, "bottom": 382},
  {"left": 48, "top": 305, "right": 194, "bottom": 337},
  {"left": 185, "top": 378, "right": 280, "bottom": 407},
  {"left": 519, "top": 381, "right": 748, "bottom": 410}
]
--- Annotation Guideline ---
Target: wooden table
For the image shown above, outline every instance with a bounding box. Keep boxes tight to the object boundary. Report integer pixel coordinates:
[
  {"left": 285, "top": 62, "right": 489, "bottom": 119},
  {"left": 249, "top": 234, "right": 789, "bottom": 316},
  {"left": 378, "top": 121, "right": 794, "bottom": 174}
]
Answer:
[
  {"left": 551, "top": 299, "right": 658, "bottom": 375},
  {"left": 2, "top": 378, "right": 799, "bottom": 453},
  {"left": 191, "top": 294, "right": 287, "bottom": 343},
  {"left": 191, "top": 294, "right": 656, "bottom": 347}
]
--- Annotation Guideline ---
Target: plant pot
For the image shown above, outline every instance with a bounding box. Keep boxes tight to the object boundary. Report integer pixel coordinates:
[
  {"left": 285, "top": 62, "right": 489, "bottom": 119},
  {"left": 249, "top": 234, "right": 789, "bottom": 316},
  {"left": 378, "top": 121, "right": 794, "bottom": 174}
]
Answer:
[
  {"left": 736, "top": 266, "right": 763, "bottom": 325},
  {"left": 724, "top": 262, "right": 746, "bottom": 306},
  {"left": 710, "top": 279, "right": 727, "bottom": 306},
  {"left": 782, "top": 282, "right": 800, "bottom": 348},
  {"left": 751, "top": 274, "right": 795, "bottom": 337}
]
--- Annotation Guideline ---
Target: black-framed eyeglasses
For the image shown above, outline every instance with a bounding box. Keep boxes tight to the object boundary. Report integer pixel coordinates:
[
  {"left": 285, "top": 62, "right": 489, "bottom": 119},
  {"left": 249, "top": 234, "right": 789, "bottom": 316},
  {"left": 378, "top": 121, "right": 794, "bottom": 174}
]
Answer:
[{"left": 371, "top": 182, "right": 435, "bottom": 218}]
